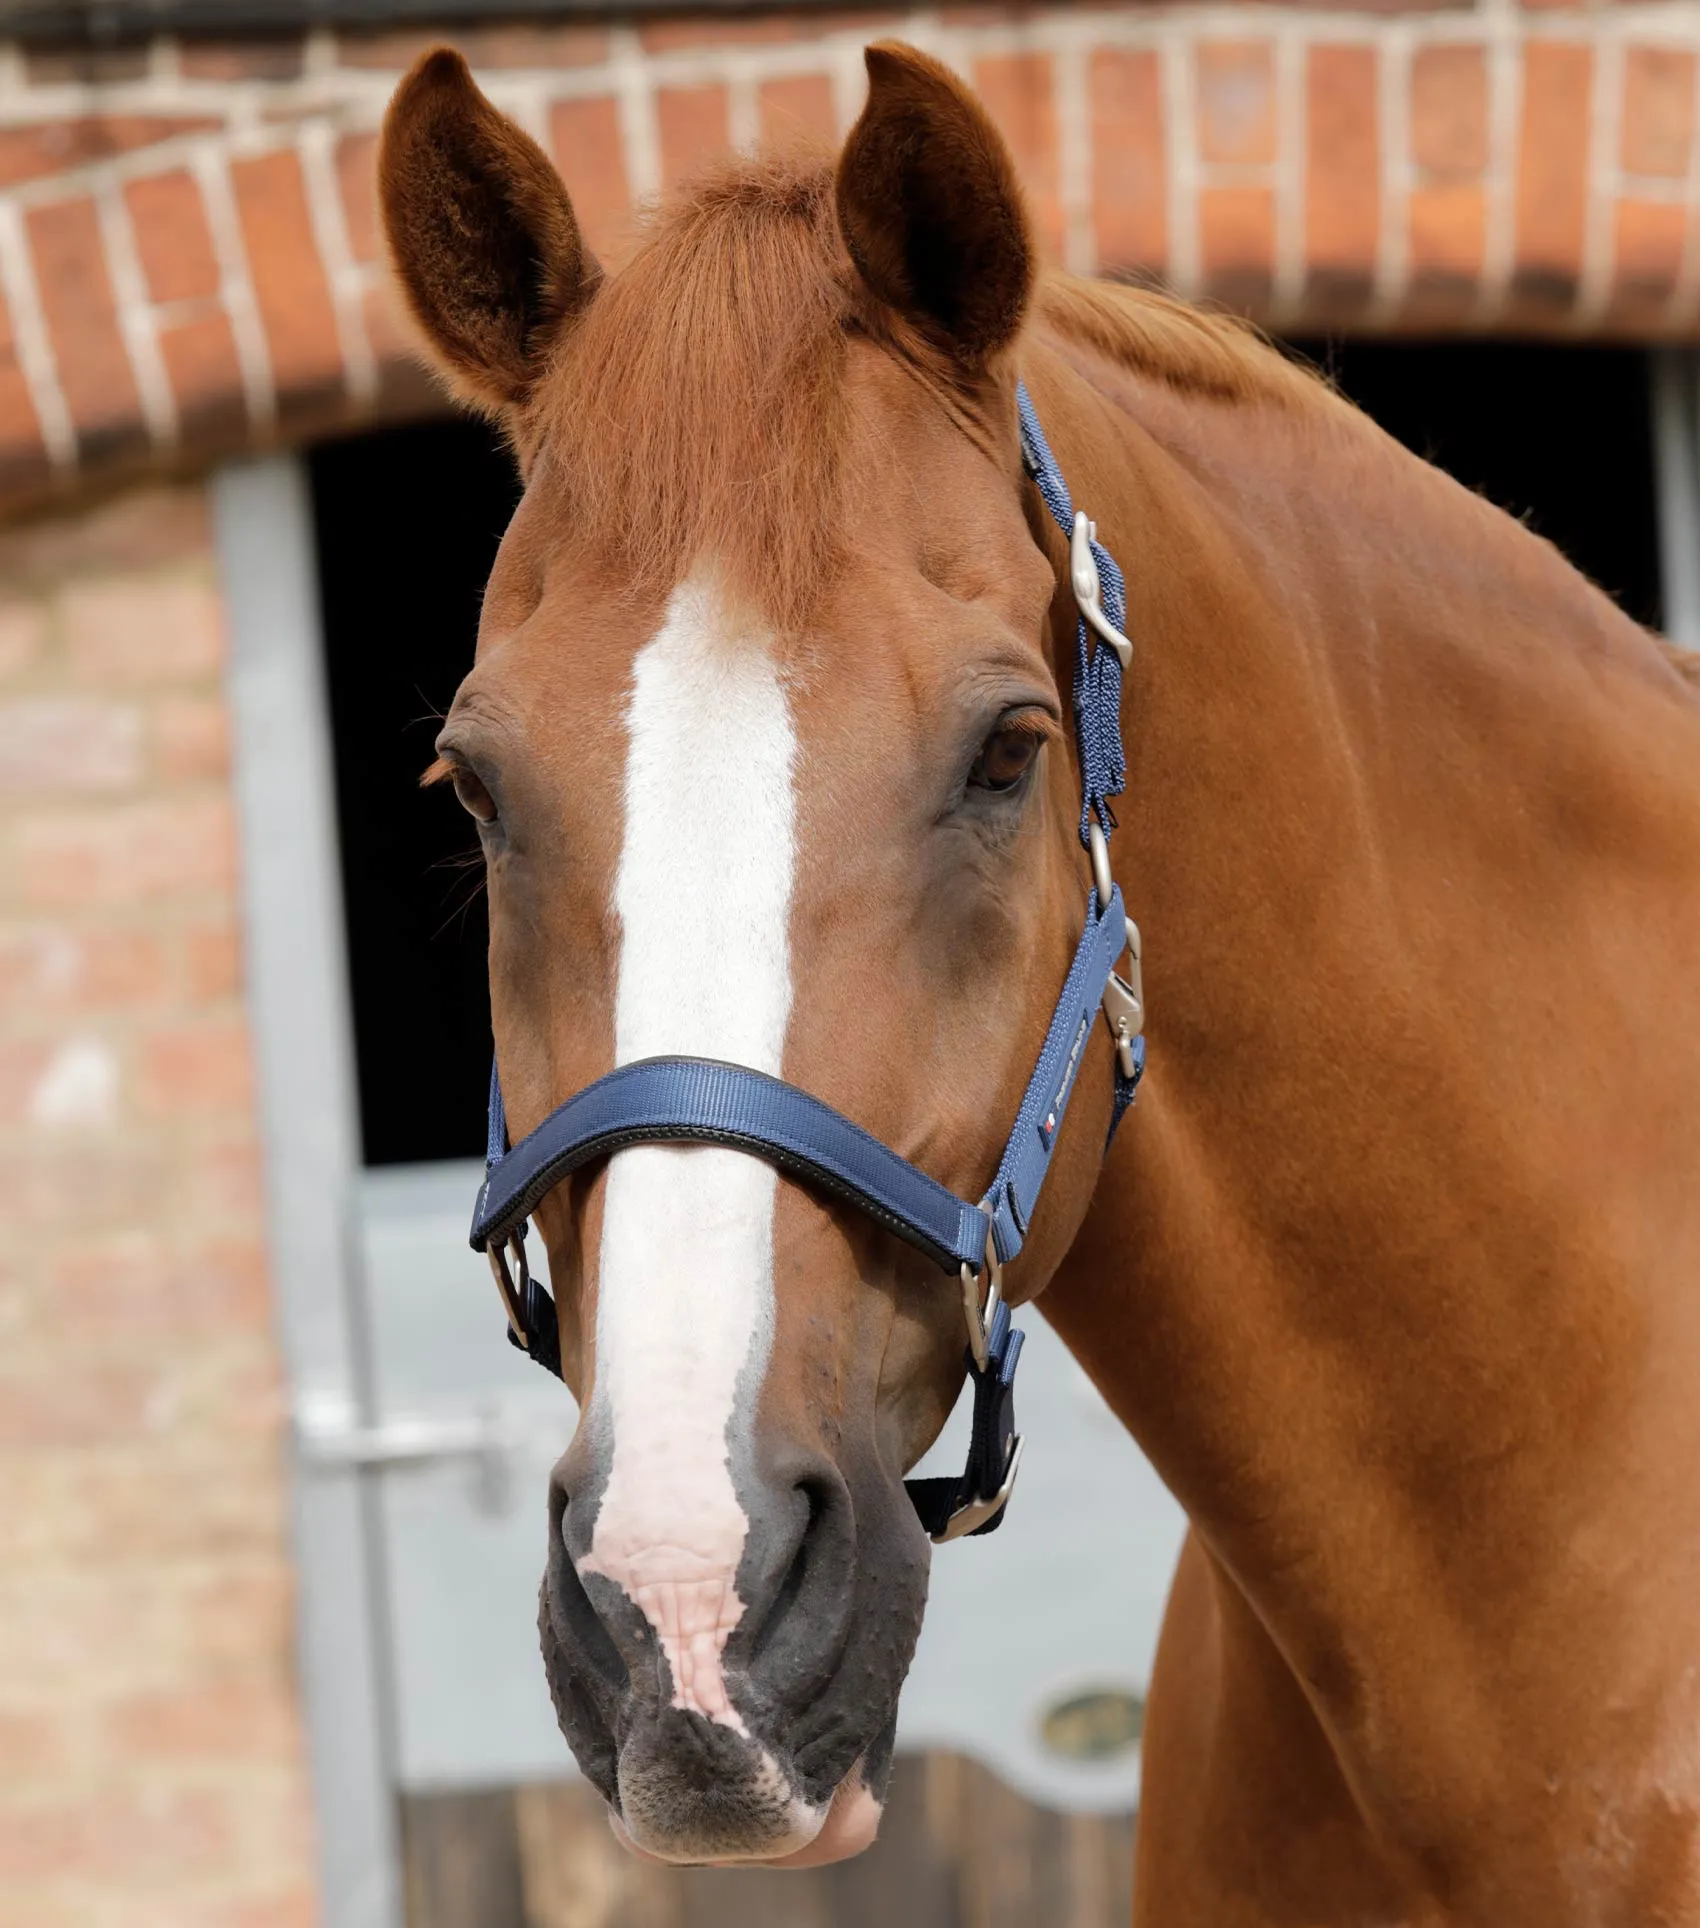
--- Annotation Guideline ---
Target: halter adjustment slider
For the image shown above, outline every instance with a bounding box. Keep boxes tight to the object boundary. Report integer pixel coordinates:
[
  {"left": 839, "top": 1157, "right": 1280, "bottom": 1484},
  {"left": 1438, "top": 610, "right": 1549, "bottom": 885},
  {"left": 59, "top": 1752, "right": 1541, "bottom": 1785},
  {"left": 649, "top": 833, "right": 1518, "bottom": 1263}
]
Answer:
[
  {"left": 1102, "top": 947, "right": 1145, "bottom": 1081},
  {"left": 959, "top": 1222, "right": 1004, "bottom": 1372},
  {"left": 1071, "top": 511, "right": 1133, "bottom": 670}
]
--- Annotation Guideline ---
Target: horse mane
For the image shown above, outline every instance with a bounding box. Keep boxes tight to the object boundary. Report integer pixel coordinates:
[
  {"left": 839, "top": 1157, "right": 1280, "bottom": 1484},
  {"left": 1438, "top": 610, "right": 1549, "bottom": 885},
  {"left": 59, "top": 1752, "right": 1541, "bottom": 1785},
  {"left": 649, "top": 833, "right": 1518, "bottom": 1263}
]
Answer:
[
  {"left": 535, "top": 149, "right": 1334, "bottom": 627},
  {"left": 1033, "top": 272, "right": 1331, "bottom": 414}
]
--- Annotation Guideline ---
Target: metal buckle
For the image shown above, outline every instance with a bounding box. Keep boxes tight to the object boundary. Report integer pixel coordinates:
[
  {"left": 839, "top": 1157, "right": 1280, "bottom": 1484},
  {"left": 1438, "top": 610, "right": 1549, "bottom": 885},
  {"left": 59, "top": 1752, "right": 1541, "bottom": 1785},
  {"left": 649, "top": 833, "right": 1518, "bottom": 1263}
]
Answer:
[
  {"left": 1089, "top": 822, "right": 1145, "bottom": 1075},
  {"left": 931, "top": 1436, "right": 1025, "bottom": 1544},
  {"left": 958, "top": 1223, "right": 1003, "bottom": 1372},
  {"left": 1071, "top": 512, "right": 1133, "bottom": 669},
  {"left": 487, "top": 1228, "right": 532, "bottom": 1350},
  {"left": 1102, "top": 920, "right": 1144, "bottom": 1080}
]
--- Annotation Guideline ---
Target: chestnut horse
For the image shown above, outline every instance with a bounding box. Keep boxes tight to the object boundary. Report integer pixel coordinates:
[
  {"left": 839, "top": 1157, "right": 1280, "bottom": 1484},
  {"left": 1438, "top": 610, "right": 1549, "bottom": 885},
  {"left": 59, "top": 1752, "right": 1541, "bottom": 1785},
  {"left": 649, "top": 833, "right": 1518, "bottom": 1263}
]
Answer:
[{"left": 378, "top": 40, "right": 1700, "bottom": 1923}]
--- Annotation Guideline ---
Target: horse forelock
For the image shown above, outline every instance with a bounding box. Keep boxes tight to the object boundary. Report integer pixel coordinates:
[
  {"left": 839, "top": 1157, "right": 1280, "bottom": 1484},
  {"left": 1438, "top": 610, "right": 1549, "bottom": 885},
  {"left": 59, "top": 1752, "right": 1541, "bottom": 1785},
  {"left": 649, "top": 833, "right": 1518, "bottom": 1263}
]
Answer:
[
  {"left": 521, "top": 146, "right": 1346, "bottom": 636},
  {"left": 531, "top": 150, "right": 853, "bottom": 633}
]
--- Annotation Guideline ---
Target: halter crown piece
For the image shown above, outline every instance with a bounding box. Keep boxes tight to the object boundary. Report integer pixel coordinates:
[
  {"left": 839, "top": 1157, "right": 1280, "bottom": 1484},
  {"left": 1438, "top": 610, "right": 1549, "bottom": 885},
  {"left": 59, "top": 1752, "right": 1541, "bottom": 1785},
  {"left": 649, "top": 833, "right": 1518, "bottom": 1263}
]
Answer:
[{"left": 472, "top": 383, "right": 1145, "bottom": 1543}]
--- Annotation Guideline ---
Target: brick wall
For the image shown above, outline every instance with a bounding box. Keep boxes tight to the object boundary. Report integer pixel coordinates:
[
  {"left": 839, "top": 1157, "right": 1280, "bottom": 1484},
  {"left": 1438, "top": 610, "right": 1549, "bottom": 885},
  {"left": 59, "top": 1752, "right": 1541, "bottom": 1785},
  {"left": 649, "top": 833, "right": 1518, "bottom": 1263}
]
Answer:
[
  {"left": 0, "top": 482, "right": 316, "bottom": 1928},
  {"left": 0, "top": 1, "right": 1696, "bottom": 514}
]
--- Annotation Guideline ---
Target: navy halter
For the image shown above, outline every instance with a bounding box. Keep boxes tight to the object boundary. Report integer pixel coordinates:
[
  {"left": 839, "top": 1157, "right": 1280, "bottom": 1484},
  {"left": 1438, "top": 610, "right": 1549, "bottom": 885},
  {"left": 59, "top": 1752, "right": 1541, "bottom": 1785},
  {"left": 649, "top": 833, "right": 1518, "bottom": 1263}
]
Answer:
[{"left": 471, "top": 382, "right": 1145, "bottom": 1543}]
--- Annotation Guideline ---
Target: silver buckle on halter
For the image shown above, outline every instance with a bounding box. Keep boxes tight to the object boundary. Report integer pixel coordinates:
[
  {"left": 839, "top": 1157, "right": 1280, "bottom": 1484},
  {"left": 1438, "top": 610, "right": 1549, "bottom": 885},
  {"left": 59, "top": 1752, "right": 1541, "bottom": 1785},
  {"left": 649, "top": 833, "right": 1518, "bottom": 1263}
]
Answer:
[
  {"left": 1090, "top": 821, "right": 1145, "bottom": 1078},
  {"left": 1071, "top": 512, "right": 1133, "bottom": 669},
  {"left": 931, "top": 1436, "right": 1025, "bottom": 1544},
  {"left": 488, "top": 1227, "right": 533, "bottom": 1349},
  {"left": 958, "top": 1224, "right": 1003, "bottom": 1372}
]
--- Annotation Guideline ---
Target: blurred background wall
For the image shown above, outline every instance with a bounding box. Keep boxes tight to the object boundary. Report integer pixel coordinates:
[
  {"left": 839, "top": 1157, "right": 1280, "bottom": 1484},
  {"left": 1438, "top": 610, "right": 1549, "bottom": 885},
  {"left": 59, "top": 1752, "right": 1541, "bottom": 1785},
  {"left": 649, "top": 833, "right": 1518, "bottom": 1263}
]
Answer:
[{"left": 1, "top": 4, "right": 1697, "bottom": 1927}]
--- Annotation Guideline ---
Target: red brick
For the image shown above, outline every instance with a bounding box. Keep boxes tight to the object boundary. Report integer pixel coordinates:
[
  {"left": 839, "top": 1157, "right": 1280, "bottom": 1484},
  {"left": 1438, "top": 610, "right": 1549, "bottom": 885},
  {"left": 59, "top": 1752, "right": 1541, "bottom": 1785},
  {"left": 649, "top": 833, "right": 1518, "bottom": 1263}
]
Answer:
[
  {"left": 0, "top": 286, "right": 47, "bottom": 496},
  {"left": 1622, "top": 48, "right": 1695, "bottom": 180},
  {"left": 179, "top": 39, "right": 304, "bottom": 79},
  {"left": 938, "top": 3, "right": 1028, "bottom": 25},
  {"left": 1200, "top": 185, "right": 1275, "bottom": 292},
  {"left": 0, "top": 1788, "right": 235, "bottom": 1884},
  {"left": 362, "top": 280, "right": 416, "bottom": 369},
  {"left": 0, "top": 117, "right": 219, "bottom": 192},
  {"left": 1409, "top": 181, "right": 1485, "bottom": 277},
  {"left": 139, "top": 1017, "right": 254, "bottom": 1117},
  {"left": 0, "top": 1709, "right": 61, "bottom": 1777},
  {"left": 1613, "top": 199, "right": 1686, "bottom": 299},
  {"left": 0, "top": 1037, "right": 55, "bottom": 1125},
  {"left": 220, "top": 1892, "right": 319, "bottom": 1928},
  {"left": 230, "top": 149, "right": 346, "bottom": 412},
  {"left": 640, "top": 14, "right": 809, "bottom": 52},
  {"left": 62, "top": 575, "right": 224, "bottom": 688},
  {"left": 1092, "top": 49, "right": 1166, "bottom": 275},
  {"left": 658, "top": 84, "right": 730, "bottom": 189},
  {"left": 16, "top": 795, "right": 235, "bottom": 908},
  {"left": 183, "top": 917, "right": 243, "bottom": 1000},
  {"left": 158, "top": 312, "right": 248, "bottom": 444},
  {"left": 125, "top": 171, "right": 221, "bottom": 307},
  {"left": 458, "top": 23, "right": 610, "bottom": 66},
  {"left": 336, "top": 22, "right": 605, "bottom": 68},
  {"left": 51, "top": 1233, "right": 270, "bottom": 1337},
  {"left": 1307, "top": 46, "right": 1378, "bottom": 279},
  {"left": 975, "top": 53, "right": 1062, "bottom": 261},
  {"left": 177, "top": 1131, "right": 264, "bottom": 1224},
  {"left": 335, "top": 131, "right": 380, "bottom": 266},
  {"left": 153, "top": 693, "right": 230, "bottom": 782},
  {"left": 759, "top": 74, "right": 838, "bottom": 146},
  {"left": 0, "top": 1364, "right": 162, "bottom": 1450},
  {"left": 0, "top": 697, "right": 142, "bottom": 793},
  {"left": 333, "top": 27, "right": 447, "bottom": 69},
  {"left": 0, "top": 1139, "right": 166, "bottom": 1230},
  {"left": 1197, "top": 42, "right": 1276, "bottom": 167},
  {"left": 25, "top": 197, "right": 145, "bottom": 462},
  {"left": 1412, "top": 45, "right": 1488, "bottom": 179},
  {"left": 366, "top": 286, "right": 438, "bottom": 418},
  {"left": 0, "top": 601, "right": 47, "bottom": 682},
  {"left": 551, "top": 95, "right": 632, "bottom": 263},
  {"left": 0, "top": 484, "right": 209, "bottom": 583},
  {"left": 0, "top": 924, "right": 170, "bottom": 1011},
  {"left": 1514, "top": 43, "right": 1592, "bottom": 299},
  {"left": 107, "top": 1680, "right": 299, "bottom": 1763},
  {"left": 23, "top": 45, "right": 145, "bottom": 83}
]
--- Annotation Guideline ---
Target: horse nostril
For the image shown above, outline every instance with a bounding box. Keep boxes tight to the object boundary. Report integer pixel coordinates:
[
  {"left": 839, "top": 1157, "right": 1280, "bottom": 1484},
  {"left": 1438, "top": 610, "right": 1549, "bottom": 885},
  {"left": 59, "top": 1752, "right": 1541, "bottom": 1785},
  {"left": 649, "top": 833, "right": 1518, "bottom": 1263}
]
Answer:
[
  {"left": 746, "top": 1474, "right": 850, "bottom": 1686},
  {"left": 546, "top": 1493, "right": 630, "bottom": 1693}
]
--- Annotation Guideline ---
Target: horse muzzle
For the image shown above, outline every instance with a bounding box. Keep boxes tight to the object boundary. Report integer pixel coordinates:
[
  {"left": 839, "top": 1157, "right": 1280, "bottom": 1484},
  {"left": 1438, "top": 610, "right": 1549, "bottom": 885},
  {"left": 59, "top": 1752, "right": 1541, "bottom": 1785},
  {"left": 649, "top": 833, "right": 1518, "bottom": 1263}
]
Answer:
[{"left": 538, "top": 1442, "right": 925, "bottom": 1864}]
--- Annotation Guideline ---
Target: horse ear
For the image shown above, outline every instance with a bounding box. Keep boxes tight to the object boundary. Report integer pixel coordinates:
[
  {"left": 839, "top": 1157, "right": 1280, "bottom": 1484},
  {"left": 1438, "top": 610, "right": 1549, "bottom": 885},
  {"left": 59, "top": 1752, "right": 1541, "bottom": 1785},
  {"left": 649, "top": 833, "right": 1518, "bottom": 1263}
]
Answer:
[
  {"left": 836, "top": 41, "right": 1034, "bottom": 370},
  {"left": 379, "top": 47, "right": 599, "bottom": 412}
]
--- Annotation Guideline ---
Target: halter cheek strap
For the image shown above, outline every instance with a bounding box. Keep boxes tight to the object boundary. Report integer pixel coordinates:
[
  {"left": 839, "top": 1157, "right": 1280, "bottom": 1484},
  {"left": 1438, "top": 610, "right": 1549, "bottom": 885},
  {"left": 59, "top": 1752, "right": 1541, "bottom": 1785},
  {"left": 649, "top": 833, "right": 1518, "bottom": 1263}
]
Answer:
[{"left": 472, "top": 382, "right": 1145, "bottom": 1544}]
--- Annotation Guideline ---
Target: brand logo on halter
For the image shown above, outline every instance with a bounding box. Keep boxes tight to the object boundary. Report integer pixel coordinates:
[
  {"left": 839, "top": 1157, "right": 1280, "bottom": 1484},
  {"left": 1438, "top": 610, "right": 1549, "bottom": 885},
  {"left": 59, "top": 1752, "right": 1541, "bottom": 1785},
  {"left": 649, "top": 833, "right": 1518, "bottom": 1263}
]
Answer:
[{"left": 1040, "top": 1014, "right": 1093, "bottom": 1148}]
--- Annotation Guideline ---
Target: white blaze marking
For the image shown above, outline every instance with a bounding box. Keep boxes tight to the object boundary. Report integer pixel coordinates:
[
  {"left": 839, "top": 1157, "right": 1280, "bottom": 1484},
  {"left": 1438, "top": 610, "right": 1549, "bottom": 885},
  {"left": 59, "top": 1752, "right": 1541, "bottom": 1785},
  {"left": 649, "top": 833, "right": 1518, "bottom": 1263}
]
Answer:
[{"left": 580, "top": 577, "right": 797, "bottom": 1733}]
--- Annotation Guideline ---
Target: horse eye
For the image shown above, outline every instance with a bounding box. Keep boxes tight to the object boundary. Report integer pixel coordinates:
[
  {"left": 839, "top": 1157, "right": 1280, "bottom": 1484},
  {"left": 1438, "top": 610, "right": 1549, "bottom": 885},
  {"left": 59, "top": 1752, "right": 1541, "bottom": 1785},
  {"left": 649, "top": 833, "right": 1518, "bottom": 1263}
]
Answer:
[
  {"left": 451, "top": 765, "right": 498, "bottom": 823},
  {"left": 969, "top": 722, "right": 1042, "bottom": 794}
]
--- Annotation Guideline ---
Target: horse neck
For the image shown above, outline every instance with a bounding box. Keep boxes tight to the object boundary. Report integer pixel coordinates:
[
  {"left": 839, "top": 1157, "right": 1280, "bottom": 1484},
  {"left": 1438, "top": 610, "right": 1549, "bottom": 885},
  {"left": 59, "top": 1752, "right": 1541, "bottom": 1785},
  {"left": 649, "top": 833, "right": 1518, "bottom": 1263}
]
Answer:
[{"left": 1029, "top": 334, "right": 1700, "bottom": 1812}]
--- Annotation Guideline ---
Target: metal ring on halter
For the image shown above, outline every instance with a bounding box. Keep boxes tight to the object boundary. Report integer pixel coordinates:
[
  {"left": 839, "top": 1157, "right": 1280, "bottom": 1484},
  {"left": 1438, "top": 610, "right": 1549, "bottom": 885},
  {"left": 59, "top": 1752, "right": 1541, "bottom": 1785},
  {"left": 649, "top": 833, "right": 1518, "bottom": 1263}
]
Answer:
[
  {"left": 487, "top": 1229, "right": 531, "bottom": 1349},
  {"left": 958, "top": 1223, "right": 1003, "bottom": 1371},
  {"left": 1089, "top": 818, "right": 1115, "bottom": 906}
]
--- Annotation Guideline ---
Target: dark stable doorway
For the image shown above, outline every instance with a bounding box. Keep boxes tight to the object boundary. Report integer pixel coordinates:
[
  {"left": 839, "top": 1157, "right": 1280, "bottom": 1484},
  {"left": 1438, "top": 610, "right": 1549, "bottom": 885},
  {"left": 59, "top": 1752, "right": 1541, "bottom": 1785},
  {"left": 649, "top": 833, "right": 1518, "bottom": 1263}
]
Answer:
[
  {"left": 1287, "top": 339, "right": 1662, "bottom": 631},
  {"left": 312, "top": 345, "right": 1658, "bottom": 1167},
  {"left": 312, "top": 415, "right": 519, "bottom": 1167}
]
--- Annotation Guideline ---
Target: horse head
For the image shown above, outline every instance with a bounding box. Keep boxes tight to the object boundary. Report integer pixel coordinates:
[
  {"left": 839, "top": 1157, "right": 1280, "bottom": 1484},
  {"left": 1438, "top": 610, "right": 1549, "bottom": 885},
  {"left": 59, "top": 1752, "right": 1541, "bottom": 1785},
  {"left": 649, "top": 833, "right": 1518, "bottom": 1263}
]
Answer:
[{"left": 377, "top": 41, "right": 1122, "bottom": 1867}]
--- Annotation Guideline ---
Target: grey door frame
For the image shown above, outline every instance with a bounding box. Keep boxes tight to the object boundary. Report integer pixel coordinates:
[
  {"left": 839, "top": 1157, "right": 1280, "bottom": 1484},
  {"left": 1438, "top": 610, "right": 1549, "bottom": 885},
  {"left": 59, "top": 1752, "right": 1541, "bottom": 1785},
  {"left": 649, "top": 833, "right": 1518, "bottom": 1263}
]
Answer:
[
  {"left": 1653, "top": 349, "right": 1700, "bottom": 650},
  {"left": 215, "top": 455, "right": 403, "bottom": 1928}
]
